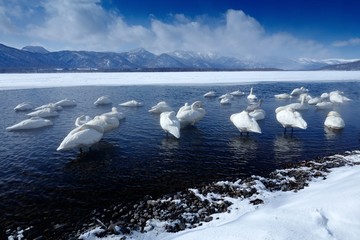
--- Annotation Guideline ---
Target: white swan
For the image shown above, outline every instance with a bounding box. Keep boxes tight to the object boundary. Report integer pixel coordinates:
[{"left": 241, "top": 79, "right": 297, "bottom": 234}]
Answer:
[
  {"left": 315, "top": 101, "right": 333, "bottom": 110},
  {"left": 86, "top": 115, "right": 119, "bottom": 133},
  {"left": 119, "top": 100, "right": 143, "bottom": 107},
  {"left": 230, "top": 90, "right": 245, "bottom": 96},
  {"left": 284, "top": 94, "right": 308, "bottom": 111},
  {"left": 54, "top": 99, "right": 77, "bottom": 107},
  {"left": 94, "top": 96, "right": 112, "bottom": 106},
  {"left": 324, "top": 111, "right": 345, "bottom": 130},
  {"left": 27, "top": 107, "right": 59, "bottom": 118},
  {"left": 34, "top": 103, "right": 62, "bottom": 111},
  {"left": 176, "top": 101, "right": 206, "bottom": 128},
  {"left": 218, "top": 93, "right": 234, "bottom": 100},
  {"left": 203, "top": 91, "right": 217, "bottom": 97},
  {"left": 329, "top": 90, "right": 351, "bottom": 104},
  {"left": 308, "top": 97, "right": 321, "bottom": 105},
  {"left": 57, "top": 124, "right": 104, "bottom": 152},
  {"left": 274, "top": 93, "right": 291, "bottom": 99},
  {"left": 6, "top": 117, "right": 53, "bottom": 131},
  {"left": 14, "top": 102, "right": 34, "bottom": 111},
  {"left": 102, "top": 107, "right": 125, "bottom": 120},
  {"left": 290, "top": 86, "right": 308, "bottom": 96},
  {"left": 149, "top": 101, "right": 172, "bottom": 113},
  {"left": 160, "top": 111, "right": 180, "bottom": 139},
  {"left": 220, "top": 97, "right": 232, "bottom": 105},
  {"left": 75, "top": 115, "right": 92, "bottom": 126},
  {"left": 247, "top": 87, "right": 257, "bottom": 101},
  {"left": 230, "top": 110, "right": 261, "bottom": 135},
  {"left": 249, "top": 109, "right": 266, "bottom": 121},
  {"left": 275, "top": 106, "right": 307, "bottom": 133}
]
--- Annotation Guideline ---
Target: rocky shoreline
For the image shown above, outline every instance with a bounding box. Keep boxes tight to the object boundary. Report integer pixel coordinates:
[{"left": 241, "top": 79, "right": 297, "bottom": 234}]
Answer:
[{"left": 7, "top": 151, "right": 360, "bottom": 239}]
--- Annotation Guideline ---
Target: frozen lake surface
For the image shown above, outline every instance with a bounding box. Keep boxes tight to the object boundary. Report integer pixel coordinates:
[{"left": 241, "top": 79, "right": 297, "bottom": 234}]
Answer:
[{"left": 1, "top": 71, "right": 360, "bottom": 237}]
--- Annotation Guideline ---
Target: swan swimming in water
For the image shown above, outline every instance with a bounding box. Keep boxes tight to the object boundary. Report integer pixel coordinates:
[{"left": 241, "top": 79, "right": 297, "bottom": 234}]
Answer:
[
  {"left": 86, "top": 115, "right": 119, "bottom": 133},
  {"left": 27, "top": 107, "right": 59, "bottom": 118},
  {"left": 324, "top": 111, "right": 345, "bottom": 130},
  {"left": 101, "top": 107, "right": 125, "bottom": 120},
  {"left": 274, "top": 93, "right": 291, "bottom": 99},
  {"left": 54, "top": 99, "right": 77, "bottom": 107},
  {"left": 203, "top": 91, "right": 217, "bottom": 97},
  {"left": 94, "top": 96, "right": 112, "bottom": 106},
  {"left": 230, "top": 90, "right": 245, "bottom": 96},
  {"left": 119, "top": 100, "right": 143, "bottom": 107},
  {"left": 57, "top": 124, "right": 104, "bottom": 152},
  {"left": 149, "top": 101, "right": 172, "bottom": 113},
  {"left": 160, "top": 111, "right": 180, "bottom": 139},
  {"left": 290, "top": 86, "right": 308, "bottom": 96},
  {"left": 6, "top": 117, "right": 53, "bottom": 131},
  {"left": 284, "top": 94, "right": 308, "bottom": 111},
  {"left": 247, "top": 87, "right": 257, "bottom": 101},
  {"left": 75, "top": 115, "right": 92, "bottom": 127},
  {"left": 230, "top": 110, "right": 262, "bottom": 135},
  {"left": 176, "top": 101, "right": 206, "bottom": 128},
  {"left": 14, "top": 102, "right": 34, "bottom": 111},
  {"left": 275, "top": 106, "right": 307, "bottom": 134}
]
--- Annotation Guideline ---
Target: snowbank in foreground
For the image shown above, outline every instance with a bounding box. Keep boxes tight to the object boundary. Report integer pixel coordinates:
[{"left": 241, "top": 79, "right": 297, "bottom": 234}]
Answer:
[
  {"left": 1, "top": 71, "right": 360, "bottom": 90},
  {"left": 79, "top": 152, "right": 360, "bottom": 240}
]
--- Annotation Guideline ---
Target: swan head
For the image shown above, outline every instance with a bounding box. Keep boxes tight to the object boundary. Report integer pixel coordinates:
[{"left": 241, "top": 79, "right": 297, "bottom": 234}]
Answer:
[{"left": 191, "top": 101, "right": 204, "bottom": 109}]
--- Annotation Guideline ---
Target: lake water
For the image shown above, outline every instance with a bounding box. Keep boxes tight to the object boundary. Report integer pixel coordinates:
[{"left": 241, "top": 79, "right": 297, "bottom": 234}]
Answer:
[{"left": 1, "top": 81, "right": 360, "bottom": 236}]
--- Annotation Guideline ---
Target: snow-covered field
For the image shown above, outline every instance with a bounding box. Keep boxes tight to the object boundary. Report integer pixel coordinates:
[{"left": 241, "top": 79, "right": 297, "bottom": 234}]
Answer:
[
  {"left": 80, "top": 152, "right": 360, "bottom": 240},
  {"left": 1, "top": 71, "right": 360, "bottom": 90}
]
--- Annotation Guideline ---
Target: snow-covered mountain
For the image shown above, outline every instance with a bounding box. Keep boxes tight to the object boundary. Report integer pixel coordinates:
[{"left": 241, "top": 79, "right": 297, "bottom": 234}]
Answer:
[{"left": 0, "top": 43, "right": 359, "bottom": 72}]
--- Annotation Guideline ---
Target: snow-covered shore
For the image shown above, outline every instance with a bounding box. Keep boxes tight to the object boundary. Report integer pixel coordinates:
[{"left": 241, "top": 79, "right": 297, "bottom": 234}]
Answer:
[
  {"left": 74, "top": 151, "right": 360, "bottom": 240},
  {"left": 1, "top": 71, "right": 360, "bottom": 90}
]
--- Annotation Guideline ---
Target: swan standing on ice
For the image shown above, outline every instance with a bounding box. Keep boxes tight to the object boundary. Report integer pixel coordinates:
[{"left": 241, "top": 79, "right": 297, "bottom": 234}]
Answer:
[
  {"left": 247, "top": 87, "right": 257, "bottom": 101},
  {"left": 149, "top": 101, "right": 172, "bottom": 113},
  {"left": 176, "top": 101, "right": 206, "bottom": 128},
  {"left": 57, "top": 124, "right": 104, "bottom": 152},
  {"left": 14, "top": 102, "right": 34, "bottom": 111},
  {"left": 6, "top": 117, "right": 53, "bottom": 131},
  {"left": 119, "top": 100, "right": 143, "bottom": 107},
  {"left": 160, "top": 111, "right": 180, "bottom": 139},
  {"left": 324, "top": 111, "right": 345, "bottom": 130},
  {"left": 275, "top": 106, "right": 307, "bottom": 134},
  {"left": 230, "top": 110, "right": 262, "bottom": 135},
  {"left": 94, "top": 96, "right": 112, "bottom": 106}
]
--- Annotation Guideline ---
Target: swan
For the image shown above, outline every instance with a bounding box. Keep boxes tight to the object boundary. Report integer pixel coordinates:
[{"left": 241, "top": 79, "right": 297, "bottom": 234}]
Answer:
[
  {"left": 94, "top": 96, "right": 112, "bottom": 106},
  {"left": 218, "top": 93, "right": 233, "bottom": 100},
  {"left": 203, "top": 91, "right": 217, "bottom": 97},
  {"left": 54, "top": 99, "right": 77, "bottom": 107},
  {"left": 324, "top": 111, "right": 345, "bottom": 130},
  {"left": 275, "top": 106, "right": 307, "bottom": 133},
  {"left": 246, "top": 99, "right": 263, "bottom": 112},
  {"left": 149, "top": 101, "right": 172, "bottom": 113},
  {"left": 220, "top": 97, "right": 232, "bottom": 105},
  {"left": 308, "top": 97, "right": 321, "bottom": 105},
  {"left": 14, "top": 102, "right": 34, "bottom": 111},
  {"left": 315, "top": 101, "right": 333, "bottom": 110},
  {"left": 230, "top": 90, "right": 245, "bottom": 96},
  {"left": 249, "top": 109, "right": 266, "bottom": 121},
  {"left": 320, "top": 92, "right": 329, "bottom": 100},
  {"left": 57, "top": 124, "right": 104, "bottom": 152},
  {"left": 86, "top": 115, "right": 119, "bottom": 133},
  {"left": 284, "top": 94, "right": 308, "bottom": 111},
  {"left": 75, "top": 115, "right": 92, "bottom": 126},
  {"left": 230, "top": 110, "right": 261, "bottom": 135},
  {"left": 27, "top": 107, "right": 59, "bottom": 118},
  {"left": 290, "top": 86, "right": 308, "bottom": 96},
  {"left": 274, "top": 93, "right": 291, "bottom": 99},
  {"left": 34, "top": 103, "right": 62, "bottom": 111},
  {"left": 247, "top": 87, "right": 257, "bottom": 101},
  {"left": 6, "top": 117, "right": 53, "bottom": 131},
  {"left": 329, "top": 91, "right": 351, "bottom": 104},
  {"left": 176, "top": 101, "right": 206, "bottom": 128},
  {"left": 102, "top": 107, "right": 125, "bottom": 120},
  {"left": 119, "top": 100, "right": 143, "bottom": 107},
  {"left": 160, "top": 111, "right": 180, "bottom": 139}
]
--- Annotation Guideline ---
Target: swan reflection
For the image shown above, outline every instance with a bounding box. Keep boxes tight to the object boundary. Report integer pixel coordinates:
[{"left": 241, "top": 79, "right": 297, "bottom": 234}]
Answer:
[
  {"left": 324, "top": 126, "right": 343, "bottom": 140},
  {"left": 273, "top": 135, "right": 303, "bottom": 163},
  {"left": 228, "top": 136, "right": 258, "bottom": 163}
]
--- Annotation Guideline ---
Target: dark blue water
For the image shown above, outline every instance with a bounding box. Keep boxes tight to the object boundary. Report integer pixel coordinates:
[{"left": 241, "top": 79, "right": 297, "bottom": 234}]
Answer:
[{"left": 1, "top": 81, "right": 360, "bottom": 235}]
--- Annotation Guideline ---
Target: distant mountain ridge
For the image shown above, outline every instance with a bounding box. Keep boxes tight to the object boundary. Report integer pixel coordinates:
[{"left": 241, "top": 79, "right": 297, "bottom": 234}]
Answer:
[{"left": 0, "top": 43, "right": 359, "bottom": 72}]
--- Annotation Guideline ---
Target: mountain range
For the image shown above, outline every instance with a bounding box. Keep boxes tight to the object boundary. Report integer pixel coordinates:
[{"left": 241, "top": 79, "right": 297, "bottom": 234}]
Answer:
[{"left": 0, "top": 43, "right": 359, "bottom": 72}]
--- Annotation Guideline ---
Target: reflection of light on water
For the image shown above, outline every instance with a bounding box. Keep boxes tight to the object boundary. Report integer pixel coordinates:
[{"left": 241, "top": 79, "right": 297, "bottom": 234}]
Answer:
[
  {"left": 324, "top": 126, "right": 343, "bottom": 140},
  {"left": 228, "top": 136, "right": 258, "bottom": 163},
  {"left": 273, "top": 135, "right": 303, "bottom": 163}
]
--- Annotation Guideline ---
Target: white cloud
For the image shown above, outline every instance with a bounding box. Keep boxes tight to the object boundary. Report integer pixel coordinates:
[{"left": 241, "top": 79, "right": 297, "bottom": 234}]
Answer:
[
  {"left": 332, "top": 38, "right": 360, "bottom": 47},
  {"left": 1, "top": 1, "right": 329, "bottom": 59}
]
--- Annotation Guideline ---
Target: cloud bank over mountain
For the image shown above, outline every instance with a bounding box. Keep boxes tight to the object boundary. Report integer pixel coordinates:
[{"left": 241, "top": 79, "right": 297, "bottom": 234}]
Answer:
[{"left": 0, "top": 0, "right": 334, "bottom": 60}]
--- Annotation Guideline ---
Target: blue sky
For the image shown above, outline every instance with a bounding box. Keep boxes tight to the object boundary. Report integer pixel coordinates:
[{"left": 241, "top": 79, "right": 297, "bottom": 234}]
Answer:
[{"left": 0, "top": 0, "right": 359, "bottom": 59}]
